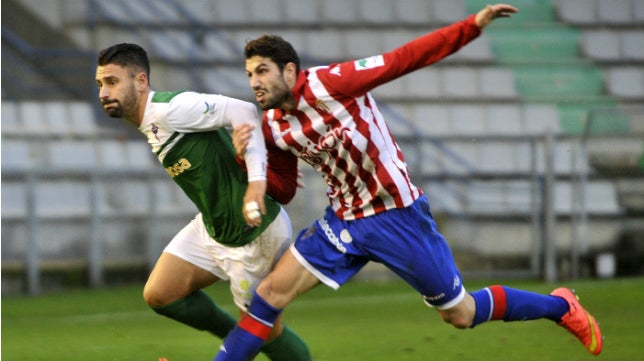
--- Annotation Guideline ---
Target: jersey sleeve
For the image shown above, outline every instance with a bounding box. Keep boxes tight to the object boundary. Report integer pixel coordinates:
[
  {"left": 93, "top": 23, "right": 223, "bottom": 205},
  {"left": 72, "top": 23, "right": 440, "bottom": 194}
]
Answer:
[
  {"left": 236, "top": 120, "right": 299, "bottom": 204},
  {"left": 166, "top": 92, "right": 267, "bottom": 181},
  {"left": 263, "top": 120, "right": 299, "bottom": 204},
  {"left": 319, "top": 14, "right": 481, "bottom": 97}
]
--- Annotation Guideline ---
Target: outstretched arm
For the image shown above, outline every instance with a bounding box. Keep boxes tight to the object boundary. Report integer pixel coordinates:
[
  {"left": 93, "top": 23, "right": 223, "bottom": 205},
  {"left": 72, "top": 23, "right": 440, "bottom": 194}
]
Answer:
[{"left": 319, "top": 4, "right": 517, "bottom": 98}]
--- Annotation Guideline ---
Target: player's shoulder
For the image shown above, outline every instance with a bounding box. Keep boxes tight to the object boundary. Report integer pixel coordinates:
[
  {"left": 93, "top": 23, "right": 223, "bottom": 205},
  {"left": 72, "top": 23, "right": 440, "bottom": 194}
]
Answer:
[{"left": 151, "top": 90, "right": 190, "bottom": 104}]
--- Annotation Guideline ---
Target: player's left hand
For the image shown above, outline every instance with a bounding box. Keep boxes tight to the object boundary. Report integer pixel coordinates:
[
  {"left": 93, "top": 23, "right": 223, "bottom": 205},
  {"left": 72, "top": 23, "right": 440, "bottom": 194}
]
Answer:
[
  {"left": 233, "top": 123, "right": 254, "bottom": 158},
  {"left": 475, "top": 4, "right": 518, "bottom": 28},
  {"left": 243, "top": 180, "right": 267, "bottom": 227}
]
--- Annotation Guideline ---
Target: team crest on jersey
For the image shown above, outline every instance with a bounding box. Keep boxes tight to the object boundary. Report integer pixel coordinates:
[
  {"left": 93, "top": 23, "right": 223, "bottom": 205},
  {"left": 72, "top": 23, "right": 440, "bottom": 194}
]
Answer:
[
  {"left": 314, "top": 99, "right": 330, "bottom": 113},
  {"left": 354, "top": 55, "right": 384, "bottom": 71},
  {"left": 203, "top": 101, "right": 216, "bottom": 115},
  {"left": 151, "top": 123, "right": 160, "bottom": 141}
]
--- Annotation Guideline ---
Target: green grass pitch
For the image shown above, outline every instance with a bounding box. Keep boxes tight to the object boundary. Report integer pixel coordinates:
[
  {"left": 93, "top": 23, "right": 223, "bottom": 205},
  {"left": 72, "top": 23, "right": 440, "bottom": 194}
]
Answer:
[{"left": 3, "top": 277, "right": 643, "bottom": 361}]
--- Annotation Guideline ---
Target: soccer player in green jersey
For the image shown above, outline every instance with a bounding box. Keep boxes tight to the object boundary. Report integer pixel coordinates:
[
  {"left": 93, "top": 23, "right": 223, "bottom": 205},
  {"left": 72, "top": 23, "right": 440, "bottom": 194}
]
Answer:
[{"left": 95, "top": 43, "right": 310, "bottom": 361}]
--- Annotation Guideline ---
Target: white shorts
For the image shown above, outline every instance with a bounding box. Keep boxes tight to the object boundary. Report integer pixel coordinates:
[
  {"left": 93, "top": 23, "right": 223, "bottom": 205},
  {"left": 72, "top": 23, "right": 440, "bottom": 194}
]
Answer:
[{"left": 164, "top": 207, "right": 292, "bottom": 311}]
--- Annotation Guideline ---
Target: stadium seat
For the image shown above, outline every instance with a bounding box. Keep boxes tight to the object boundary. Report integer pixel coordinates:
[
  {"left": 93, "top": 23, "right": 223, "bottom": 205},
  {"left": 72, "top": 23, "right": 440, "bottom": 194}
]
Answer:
[
  {"left": 345, "top": 30, "right": 383, "bottom": 59},
  {"left": 597, "top": 0, "right": 633, "bottom": 25},
  {"left": 410, "top": 104, "right": 452, "bottom": 136},
  {"left": 486, "top": 104, "right": 523, "bottom": 135},
  {"left": 322, "top": 0, "right": 359, "bottom": 24},
  {"left": 306, "top": 30, "right": 348, "bottom": 61},
  {"left": 174, "top": 0, "right": 214, "bottom": 24},
  {"left": 1, "top": 181, "right": 27, "bottom": 218},
  {"left": 450, "top": 34, "right": 494, "bottom": 63},
  {"left": 432, "top": 0, "right": 467, "bottom": 23},
  {"left": 477, "top": 143, "right": 521, "bottom": 173},
  {"left": 607, "top": 67, "right": 644, "bottom": 99},
  {"left": 36, "top": 180, "right": 92, "bottom": 217},
  {"left": 622, "top": 31, "right": 644, "bottom": 61},
  {"left": 68, "top": 102, "right": 99, "bottom": 137},
  {"left": 442, "top": 68, "right": 480, "bottom": 98},
  {"left": 1, "top": 102, "right": 19, "bottom": 134},
  {"left": 586, "top": 181, "right": 620, "bottom": 213},
  {"left": 42, "top": 102, "right": 72, "bottom": 137},
  {"left": 582, "top": 31, "right": 621, "bottom": 62},
  {"left": 403, "top": 68, "right": 443, "bottom": 99},
  {"left": 211, "top": 0, "right": 250, "bottom": 24},
  {"left": 48, "top": 140, "right": 97, "bottom": 170},
  {"left": 636, "top": 0, "right": 644, "bottom": 22},
  {"left": 450, "top": 104, "right": 487, "bottom": 135},
  {"left": 557, "top": 0, "right": 597, "bottom": 25},
  {"left": 19, "top": 102, "right": 48, "bottom": 136},
  {"left": 370, "top": 76, "right": 406, "bottom": 99},
  {"left": 284, "top": 0, "right": 320, "bottom": 23},
  {"left": 395, "top": 0, "right": 434, "bottom": 24},
  {"left": 479, "top": 67, "right": 517, "bottom": 98},
  {"left": 358, "top": 0, "right": 396, "bottom": 24},
  {"left": 247, "top": 0, "right": 283, "bottom": 25},
  {"left": 1, "top": 139, "right": 34, "bottom": 171}
]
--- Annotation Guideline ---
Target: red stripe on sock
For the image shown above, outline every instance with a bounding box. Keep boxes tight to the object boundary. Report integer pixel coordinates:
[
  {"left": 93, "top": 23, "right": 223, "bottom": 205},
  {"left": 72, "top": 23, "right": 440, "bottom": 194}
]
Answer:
[
  {"left": 489, "top": 285, "right": 507, "bottom": 320},
  {"left": 239, "top": 315, "right": 272, "bottom": 340}
]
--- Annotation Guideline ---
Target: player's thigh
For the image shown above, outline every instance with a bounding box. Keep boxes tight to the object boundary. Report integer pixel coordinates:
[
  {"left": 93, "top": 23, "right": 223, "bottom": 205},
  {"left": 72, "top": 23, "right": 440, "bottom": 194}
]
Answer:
[
  {"left": 255, "top": 248, "right": 320, "bottom": 309},
  {"left": 144, "top": 252, "right": 220, "bottom": 306},
  {"left": 144, "top": 215, "right": 222, "bottom": 306}
]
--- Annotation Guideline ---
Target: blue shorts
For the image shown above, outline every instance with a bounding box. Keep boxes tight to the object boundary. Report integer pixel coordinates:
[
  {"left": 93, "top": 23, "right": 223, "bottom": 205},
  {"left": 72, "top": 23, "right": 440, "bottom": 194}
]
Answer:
[{"left": 291, "top": 195, "right": 465, "bottom": 309}]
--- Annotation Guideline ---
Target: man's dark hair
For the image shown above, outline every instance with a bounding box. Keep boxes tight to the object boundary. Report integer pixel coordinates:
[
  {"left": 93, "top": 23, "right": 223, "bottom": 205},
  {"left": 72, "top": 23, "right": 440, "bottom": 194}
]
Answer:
[
  {"left": 244, "top": 35, "right": 300, "bottom": 74},
  {"left": 97, "top": 43, "right": 150, "bottom": 78}
]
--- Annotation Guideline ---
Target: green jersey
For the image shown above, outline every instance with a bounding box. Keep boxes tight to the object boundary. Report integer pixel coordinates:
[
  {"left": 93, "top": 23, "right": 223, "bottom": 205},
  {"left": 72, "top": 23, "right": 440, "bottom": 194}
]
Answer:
[{"left": 140, "top": 90, "right": 279, "bottom": 247}]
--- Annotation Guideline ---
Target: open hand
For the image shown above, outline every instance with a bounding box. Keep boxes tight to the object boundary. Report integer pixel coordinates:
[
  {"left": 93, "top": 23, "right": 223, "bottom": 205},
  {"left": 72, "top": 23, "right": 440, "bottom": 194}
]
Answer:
[{"left": 475, "top": 4, "right": 518, "bottom": 28}]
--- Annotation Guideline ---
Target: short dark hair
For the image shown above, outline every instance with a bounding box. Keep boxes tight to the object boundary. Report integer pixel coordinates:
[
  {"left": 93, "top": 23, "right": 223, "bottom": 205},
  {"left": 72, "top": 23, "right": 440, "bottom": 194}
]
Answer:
[
  {"left": 244, "top": 35, "right": 300, "bottom": 74},
  {"left": 97, "top": 43, "right": 150, "bottom": 78}
]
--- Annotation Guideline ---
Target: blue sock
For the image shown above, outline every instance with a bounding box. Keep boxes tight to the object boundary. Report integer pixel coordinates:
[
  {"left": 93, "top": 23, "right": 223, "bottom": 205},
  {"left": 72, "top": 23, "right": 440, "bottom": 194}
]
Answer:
[
  {"left": 470, "top": 285, "right": 569, "bottom": 328},
  {"left": 214, "top": 292, "right": 282, "bottom": 361}
]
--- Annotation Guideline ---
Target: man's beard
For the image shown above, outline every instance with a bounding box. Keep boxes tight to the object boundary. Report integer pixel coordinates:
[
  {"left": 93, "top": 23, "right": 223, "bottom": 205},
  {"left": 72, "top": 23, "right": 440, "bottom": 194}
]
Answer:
[
  {"left": 259, "top": 85, "right": 290, "bottom": 111},
  {"left": 103, "top": 101, "right": 123, "bottom": 118}
]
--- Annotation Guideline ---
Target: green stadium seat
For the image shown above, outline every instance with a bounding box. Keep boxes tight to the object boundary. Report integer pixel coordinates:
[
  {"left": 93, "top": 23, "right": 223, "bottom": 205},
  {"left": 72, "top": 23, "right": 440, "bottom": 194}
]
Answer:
[
  {"left": 511, "top": 65, "right": 604, "bottom": 99},
  {"left": 488, "top": 27, "right": 581, "bottom": 63}
]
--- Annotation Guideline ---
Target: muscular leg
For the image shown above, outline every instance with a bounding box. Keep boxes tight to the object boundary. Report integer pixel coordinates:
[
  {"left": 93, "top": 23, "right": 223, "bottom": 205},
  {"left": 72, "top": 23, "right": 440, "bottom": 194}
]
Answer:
[
  {"left": 143, "top": 252, "right": 236, "bottom": 338},
  {"left": 144, "top": 252, "right": 219, "bottom": 306},
  {"left": 256, "top": 249, "right": 321, "bottom": 309}
]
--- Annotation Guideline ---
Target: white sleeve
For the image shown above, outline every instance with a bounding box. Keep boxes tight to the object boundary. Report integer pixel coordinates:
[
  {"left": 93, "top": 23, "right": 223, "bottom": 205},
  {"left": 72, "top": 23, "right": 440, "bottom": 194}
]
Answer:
[
  {"left": 167, "top": 92, "right": 267, "bottom": 181},
  {"left": 222, "top": 97, "right": 267, "bottom": 182}
]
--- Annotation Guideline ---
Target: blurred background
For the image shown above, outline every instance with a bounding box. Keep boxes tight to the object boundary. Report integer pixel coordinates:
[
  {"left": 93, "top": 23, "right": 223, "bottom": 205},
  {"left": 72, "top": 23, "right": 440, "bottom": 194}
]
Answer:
[{"left": 2, "top": 0, "right": 643, "bottom": 296}]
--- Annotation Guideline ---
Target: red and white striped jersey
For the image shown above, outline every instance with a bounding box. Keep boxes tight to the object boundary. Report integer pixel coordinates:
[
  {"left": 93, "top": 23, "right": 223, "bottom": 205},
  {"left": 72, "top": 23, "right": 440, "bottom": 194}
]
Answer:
[{"left": 264, "top": 15, "right": 481, "bottom": 220}]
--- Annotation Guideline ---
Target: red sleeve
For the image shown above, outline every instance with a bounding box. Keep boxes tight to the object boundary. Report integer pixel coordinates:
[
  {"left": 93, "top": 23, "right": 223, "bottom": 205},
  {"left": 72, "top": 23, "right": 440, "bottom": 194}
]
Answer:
[
  {"left": 265, "top": 145, "right": 298, "bottom": 203},
  {"left": 263, "top": 120, "right": 299, "bottom": 204},
  {"left": 319, "top": 15, "right": 481, "bottom": 97}
]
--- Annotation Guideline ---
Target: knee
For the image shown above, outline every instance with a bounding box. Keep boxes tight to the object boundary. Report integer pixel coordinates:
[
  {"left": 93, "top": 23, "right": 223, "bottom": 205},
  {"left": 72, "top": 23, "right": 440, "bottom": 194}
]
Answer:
[
  {"left": 436, "top": 293, "right": 476, "bottom": 329},
  {"left": 255, "top": 279, "right": 289, "bottom": 309},
  {"left": 439, "top": 311, "right": 472, "bottom": 329},
  {"left": 143, "top": 282, "right": 169, "bottom": 308}
]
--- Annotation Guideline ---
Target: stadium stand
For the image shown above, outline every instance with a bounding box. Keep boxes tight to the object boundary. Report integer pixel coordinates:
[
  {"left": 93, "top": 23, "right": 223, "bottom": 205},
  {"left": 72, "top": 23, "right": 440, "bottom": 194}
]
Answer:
[{"left": 2, "top": 0, "right": 643, "bottom": 293}]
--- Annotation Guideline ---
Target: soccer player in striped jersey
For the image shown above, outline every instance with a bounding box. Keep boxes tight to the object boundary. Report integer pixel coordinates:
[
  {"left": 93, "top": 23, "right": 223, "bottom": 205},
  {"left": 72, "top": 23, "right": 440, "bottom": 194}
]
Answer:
[
  {"left": 95, "top": 43, "right": 310, "bottom": 361},
  {"left": 216, "top": 4, "right": 602, "bottom": 360}
]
